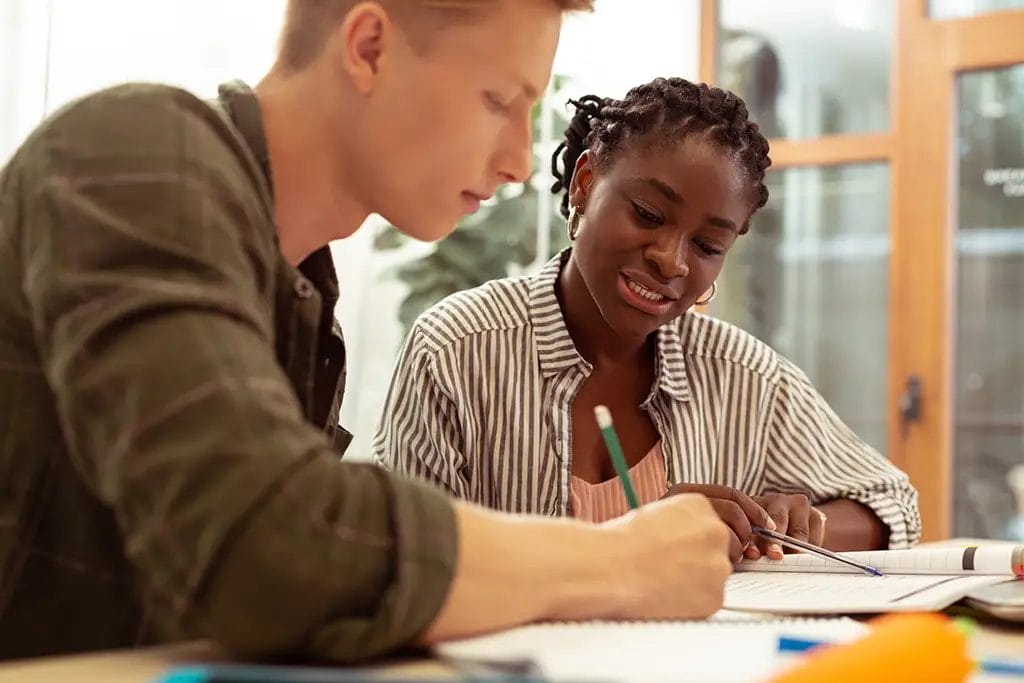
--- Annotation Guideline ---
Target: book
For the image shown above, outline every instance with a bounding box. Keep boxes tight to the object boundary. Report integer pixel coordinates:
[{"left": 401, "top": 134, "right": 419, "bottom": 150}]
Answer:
[{"left": 725, "top": 543, "right": 1023, "bottom": 614}]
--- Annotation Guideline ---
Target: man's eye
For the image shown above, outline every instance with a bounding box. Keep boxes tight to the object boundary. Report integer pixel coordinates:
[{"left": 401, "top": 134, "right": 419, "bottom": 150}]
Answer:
[{"left": 484, "top": 91, "right": 512, "bottom": 115}]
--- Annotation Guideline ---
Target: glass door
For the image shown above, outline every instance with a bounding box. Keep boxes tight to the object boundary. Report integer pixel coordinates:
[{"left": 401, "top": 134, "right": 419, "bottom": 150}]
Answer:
[
  {"left": 952, "top": 64, "right": 1024, "bottom": 538},
  {"left": 888, "top": 1, "right": 1024, "bottom": 539},
  {"left": 709, "top": 0, "right": 896, "bottom": 456}
]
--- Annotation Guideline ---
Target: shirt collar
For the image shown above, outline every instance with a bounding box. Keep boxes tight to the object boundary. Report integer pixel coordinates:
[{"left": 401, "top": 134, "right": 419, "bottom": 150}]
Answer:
[
  {"left": 217, "top": 79, "right": 273, "bottom": 195},
  {"left": 297, "top": 245, "right": 340, "bottom": 313},
  {"left": 215, "top": 80, "right": 339, "bottom": 312},
  {"left": 527, "top": 248, "right": 692, "bottom": 403},
  {"left": 528, "top": 250, "right": 585, "bottom": 377}
]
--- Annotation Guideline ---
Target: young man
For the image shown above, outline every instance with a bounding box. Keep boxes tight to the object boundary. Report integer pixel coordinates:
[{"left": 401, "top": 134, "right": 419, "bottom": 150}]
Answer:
[{"left": 0, "top": 0, "right": 732, "bottom": 664}]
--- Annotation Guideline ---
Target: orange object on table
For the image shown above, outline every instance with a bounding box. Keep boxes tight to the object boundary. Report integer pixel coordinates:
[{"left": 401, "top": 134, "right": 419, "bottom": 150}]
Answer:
[{"left": 770, "top": 613, "right": 974, "bottom": 683}]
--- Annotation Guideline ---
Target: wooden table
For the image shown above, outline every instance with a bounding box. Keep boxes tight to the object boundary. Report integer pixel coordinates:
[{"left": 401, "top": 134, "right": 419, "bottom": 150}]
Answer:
[
  {"left": 1, "top": 539, "right": 1021, "bottom": 682},
  {"left": 1, "top": 618, "right": 1019, "bottom": 683},
  {"left": 0, "top": 641, "right": 453, "bottom": 682}
]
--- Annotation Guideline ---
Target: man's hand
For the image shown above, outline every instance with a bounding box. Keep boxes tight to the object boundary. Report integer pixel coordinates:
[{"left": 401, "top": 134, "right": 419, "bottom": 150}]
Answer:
[
  {"left": 423, "top": 494, "right": 732, "bottom": 643},
  {"left": 604, "top": 493, "right": 733, "bottom": 619}
]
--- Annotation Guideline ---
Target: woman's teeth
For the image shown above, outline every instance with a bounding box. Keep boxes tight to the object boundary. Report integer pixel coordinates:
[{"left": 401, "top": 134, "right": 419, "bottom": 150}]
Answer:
[{"left": 627, "top": 278, "right": 666, "bottom": 302}]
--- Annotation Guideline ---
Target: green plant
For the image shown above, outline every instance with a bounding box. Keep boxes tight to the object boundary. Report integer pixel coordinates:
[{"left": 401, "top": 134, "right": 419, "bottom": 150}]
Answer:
[{"left": 373, "top": 77, "right": 572, "bottom": 336}]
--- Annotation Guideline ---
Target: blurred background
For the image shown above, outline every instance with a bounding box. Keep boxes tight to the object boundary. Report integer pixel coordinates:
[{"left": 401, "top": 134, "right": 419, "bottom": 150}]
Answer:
[{"left": 2, "top": 0, "right": 1021, "bottom": 542}]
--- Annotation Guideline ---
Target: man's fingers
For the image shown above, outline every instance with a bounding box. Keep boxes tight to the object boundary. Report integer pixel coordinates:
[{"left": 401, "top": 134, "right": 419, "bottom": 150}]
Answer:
[{"left": 725, "top": 532, "right": 744, "bottom": 563}]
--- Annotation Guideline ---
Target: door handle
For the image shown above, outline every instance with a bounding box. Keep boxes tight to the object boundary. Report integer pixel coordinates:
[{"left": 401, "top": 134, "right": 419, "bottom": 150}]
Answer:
[{"left": 899, "top": 374, "right": 923, "bottom": 439}]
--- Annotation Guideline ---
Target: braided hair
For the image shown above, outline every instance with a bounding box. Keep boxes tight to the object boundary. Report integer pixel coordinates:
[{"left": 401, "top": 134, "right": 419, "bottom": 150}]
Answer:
[{"left": 550, "top": 77, "right": 772, "bottom": 228}]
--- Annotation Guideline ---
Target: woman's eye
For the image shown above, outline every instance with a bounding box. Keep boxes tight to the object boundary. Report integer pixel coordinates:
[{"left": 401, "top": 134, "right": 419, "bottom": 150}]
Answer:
[
  {"left": 632, "top": 201, "right": 663, "bottom": 225},
  {"left": 695, "top": 239, "right": 725, "bottom": 256},
  {"left": 484, "top": 91, "right": 512, "bottom": 115}
]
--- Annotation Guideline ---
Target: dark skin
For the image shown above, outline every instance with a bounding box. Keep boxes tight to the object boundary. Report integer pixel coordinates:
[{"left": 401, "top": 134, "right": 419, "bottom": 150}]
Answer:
[{"left": 558, "top": 136, "right": 888, "bottom": 562}]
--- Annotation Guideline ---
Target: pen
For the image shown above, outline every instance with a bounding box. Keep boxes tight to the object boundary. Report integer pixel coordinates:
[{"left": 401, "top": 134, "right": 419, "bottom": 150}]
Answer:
[
  {"left": 777, "top": 635, "right": 1024, "bottom": 677},
  {"left": 751, "top": 525, "right": 884, "bottom": 577},
  {"left": 594, "top": 405, "right": 639, "bottom": 509}
]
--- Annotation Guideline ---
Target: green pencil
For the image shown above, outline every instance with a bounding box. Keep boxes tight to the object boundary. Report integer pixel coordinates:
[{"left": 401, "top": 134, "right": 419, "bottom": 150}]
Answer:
[{"left": 594, "top": 405, "right": 639, "bottom": 509}]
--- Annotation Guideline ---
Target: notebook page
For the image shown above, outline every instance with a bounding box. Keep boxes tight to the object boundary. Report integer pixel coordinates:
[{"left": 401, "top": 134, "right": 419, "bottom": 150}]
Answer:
[
  {"left": 435, "top": 615, "right": 866, "bottom": 683},
  {"left": 737, "top": 546, "right": 1020, "bottom": 575},
  {"left": 725, "top": 572, "right": 1008, "bottom": 613}
]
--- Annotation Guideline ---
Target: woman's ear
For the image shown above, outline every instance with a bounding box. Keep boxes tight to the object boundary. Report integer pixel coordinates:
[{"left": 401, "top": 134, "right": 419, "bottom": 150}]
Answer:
[{"left": 568, "top": 149, "right": 595, "bottom": 212}]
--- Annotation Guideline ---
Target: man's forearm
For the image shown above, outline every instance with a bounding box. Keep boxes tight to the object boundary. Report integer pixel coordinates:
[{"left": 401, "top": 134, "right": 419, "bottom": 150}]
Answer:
[
  {"left": 422, "top": 493, "right": 736, "bottom": 644},
  {"left": 419, "top": 502, "right": 630, "bottom": 643}
]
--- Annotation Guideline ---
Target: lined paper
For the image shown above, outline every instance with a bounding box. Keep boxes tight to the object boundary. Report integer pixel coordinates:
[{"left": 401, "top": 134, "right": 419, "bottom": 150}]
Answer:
[
  {"left": 436, "top": 614, "right": 867, "bottom": 683},
  {"left": 736, "top": 546, "right": 1021, "bottom": 575},
  {"left": 725, "top": 572, "right": 1007, "bottom": 613}
]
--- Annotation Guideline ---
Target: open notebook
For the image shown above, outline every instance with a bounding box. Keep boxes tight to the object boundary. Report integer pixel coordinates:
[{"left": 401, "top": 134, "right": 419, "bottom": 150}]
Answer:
[
  {"left": 436, "top": 611, "right": 867, "bottom": 683},
  {"left": 726, "top": 544, "right": 1023, "bottom": 614}
]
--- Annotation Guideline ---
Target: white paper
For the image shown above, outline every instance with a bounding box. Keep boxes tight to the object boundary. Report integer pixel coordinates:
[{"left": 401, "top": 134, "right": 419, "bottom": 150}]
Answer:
[
  {"left": 736, "top": 546, "right": 1021, "bottom": 576},
  {"left": 725, "top": 572, "right": 1007, "bottom": 613},
  {"left": 435, "top": 613, "right": 867, "bottom": 683}
]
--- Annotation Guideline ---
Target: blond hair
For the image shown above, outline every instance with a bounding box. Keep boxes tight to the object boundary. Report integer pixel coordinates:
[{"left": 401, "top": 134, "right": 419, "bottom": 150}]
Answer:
[{"left": 277, "top": 0, "right": 594, "bottom": 71}]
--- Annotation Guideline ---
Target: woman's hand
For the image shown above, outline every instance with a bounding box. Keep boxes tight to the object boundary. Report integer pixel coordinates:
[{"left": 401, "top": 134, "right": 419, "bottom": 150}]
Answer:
[
  {"left": 664, "top": 484, "right": 826, "bottom": 562},
  {"left": 662, "top": 483, "right": 773, "bottom": 562},
  {"left": 751, "top": 493, "right": 826, "bottom": 560}
]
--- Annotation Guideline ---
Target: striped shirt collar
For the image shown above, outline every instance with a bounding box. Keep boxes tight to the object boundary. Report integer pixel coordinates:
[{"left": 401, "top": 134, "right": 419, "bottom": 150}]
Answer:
[{"left": 528, "top": 249, "right": 692, "bottom": 402}]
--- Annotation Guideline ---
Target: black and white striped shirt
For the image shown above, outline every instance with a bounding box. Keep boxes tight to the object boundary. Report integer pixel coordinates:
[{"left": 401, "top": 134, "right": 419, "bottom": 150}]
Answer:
[{"left": 373, "top": 251, "right": 921, "bottom": 548}]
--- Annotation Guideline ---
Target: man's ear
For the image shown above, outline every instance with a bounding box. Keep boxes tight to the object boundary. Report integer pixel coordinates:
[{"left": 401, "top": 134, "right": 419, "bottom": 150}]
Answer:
[
  {"left": 334, "top": 2, "right": 396, "bottom": 95},
  {"left": 568, "top": 149, "right": 595, "bottom": 211}
]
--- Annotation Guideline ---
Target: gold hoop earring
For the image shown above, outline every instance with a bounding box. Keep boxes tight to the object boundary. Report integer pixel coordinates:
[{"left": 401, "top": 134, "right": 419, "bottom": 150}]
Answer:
[
  {"left": 695, "top": 281, "right": 717, "bottom": 306},
  {"left": 567, "top": 205, "right": 581, "bottom": 241}
]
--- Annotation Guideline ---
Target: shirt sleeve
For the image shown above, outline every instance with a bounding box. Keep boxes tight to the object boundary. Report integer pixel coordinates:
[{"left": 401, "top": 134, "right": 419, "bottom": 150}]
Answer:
[
  {"left": 763, "top": 357, "right": 922, "bottom": 548},
  {"left": 18, "top": 86, "right": 457, "bottom": 661},
  {"left": 372, "top": 323, "right": 470, "bottom": 500}
]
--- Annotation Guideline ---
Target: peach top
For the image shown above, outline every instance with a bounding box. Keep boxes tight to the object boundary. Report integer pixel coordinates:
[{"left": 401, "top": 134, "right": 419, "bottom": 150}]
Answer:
[{"left": 571, "top": 442, "right": 667, "bottom": 523}]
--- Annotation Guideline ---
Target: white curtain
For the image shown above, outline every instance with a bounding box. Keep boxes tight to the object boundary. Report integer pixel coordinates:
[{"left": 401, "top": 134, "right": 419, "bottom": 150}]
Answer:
[
  {"left": 556, "top": 0, "right": 701, "bottom": 98},
  {"left": 1, "top": 0, "right": 51, "bottom": 163},
  {"left": 2, "top": 0, "right": 284, "bottom": 163},
  {"left": 43, "top": 0, "right": 283, "bottom": 109}
]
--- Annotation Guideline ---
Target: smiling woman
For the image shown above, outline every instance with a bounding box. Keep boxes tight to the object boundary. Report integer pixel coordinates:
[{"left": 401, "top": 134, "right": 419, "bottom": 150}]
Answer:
[{"left": 375, "top": 75, "right": 921, "bottom": 561}]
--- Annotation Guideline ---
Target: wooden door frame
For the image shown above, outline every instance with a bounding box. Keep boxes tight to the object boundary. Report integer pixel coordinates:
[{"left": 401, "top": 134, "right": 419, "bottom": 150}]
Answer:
[
  {"left": 700, "top": 0, "right": 1024, "bottom": 540},
  {"left": 893, "top": 1, "right": 1024, "bottom": 540}
]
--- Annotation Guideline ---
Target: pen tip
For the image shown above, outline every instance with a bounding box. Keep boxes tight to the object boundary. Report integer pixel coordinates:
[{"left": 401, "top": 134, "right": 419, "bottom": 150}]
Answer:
[{"left": 594, "top": 405, "right": 612, "bottom": 428}]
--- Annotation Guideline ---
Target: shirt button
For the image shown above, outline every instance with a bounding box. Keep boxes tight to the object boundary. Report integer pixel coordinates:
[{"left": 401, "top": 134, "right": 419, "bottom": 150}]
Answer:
[{"left": 294, "top": 277, "right": 315, "bottom": 299}]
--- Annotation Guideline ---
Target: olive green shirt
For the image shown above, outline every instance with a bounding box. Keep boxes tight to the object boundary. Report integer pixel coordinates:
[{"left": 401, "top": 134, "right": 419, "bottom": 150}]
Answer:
[{"left": 0, "top": 81, "right": 457, "bottom": 662}]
